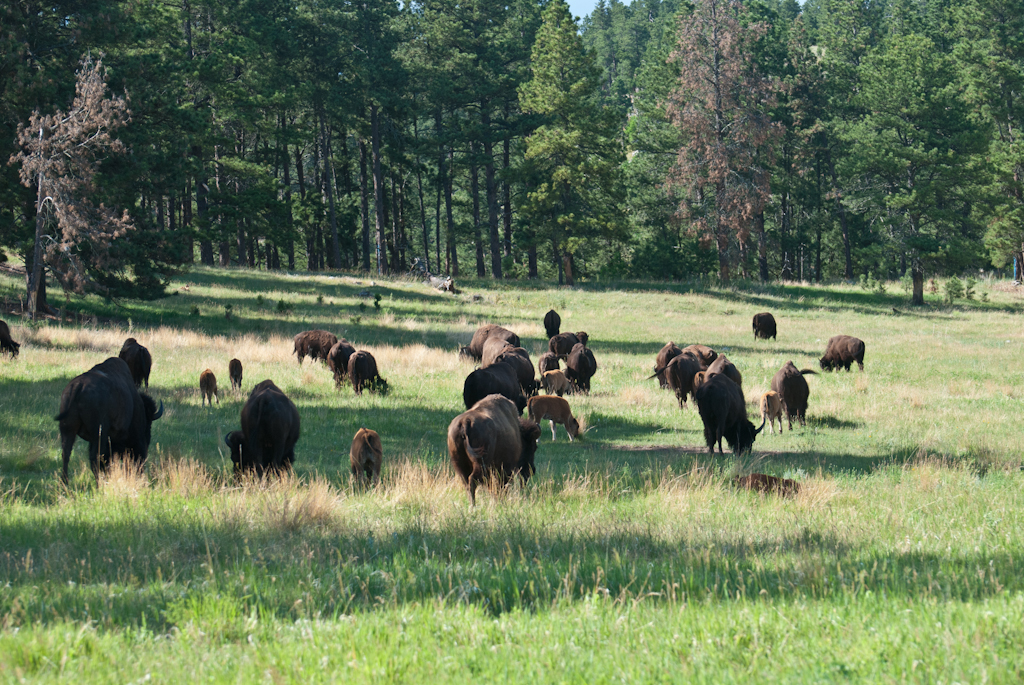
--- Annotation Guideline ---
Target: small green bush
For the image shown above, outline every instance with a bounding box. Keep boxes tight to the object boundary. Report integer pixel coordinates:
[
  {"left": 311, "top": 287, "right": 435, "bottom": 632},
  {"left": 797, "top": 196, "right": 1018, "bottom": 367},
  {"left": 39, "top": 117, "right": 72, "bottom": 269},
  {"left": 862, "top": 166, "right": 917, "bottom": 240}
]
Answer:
[{"left": 944, "top": 276, "right": 964, "bottom": 304}]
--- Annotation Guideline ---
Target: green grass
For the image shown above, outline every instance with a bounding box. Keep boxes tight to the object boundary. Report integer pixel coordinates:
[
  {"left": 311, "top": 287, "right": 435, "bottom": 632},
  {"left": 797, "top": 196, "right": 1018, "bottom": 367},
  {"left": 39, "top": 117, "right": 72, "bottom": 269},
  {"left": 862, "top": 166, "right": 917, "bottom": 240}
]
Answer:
[{"left": 1, "top": 267, "right": 1024, "bottom": 682}]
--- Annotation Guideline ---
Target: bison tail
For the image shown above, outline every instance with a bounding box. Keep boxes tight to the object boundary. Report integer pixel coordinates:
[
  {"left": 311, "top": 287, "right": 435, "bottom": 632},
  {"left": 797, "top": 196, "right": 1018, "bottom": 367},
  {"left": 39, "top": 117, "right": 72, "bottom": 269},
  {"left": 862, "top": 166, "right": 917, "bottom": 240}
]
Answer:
[
  {"left": 799, "top": 369, "right": 818, "bottom": 375},
  {"left": 646, "top": 367, "right": 666, "bottom": 381}
]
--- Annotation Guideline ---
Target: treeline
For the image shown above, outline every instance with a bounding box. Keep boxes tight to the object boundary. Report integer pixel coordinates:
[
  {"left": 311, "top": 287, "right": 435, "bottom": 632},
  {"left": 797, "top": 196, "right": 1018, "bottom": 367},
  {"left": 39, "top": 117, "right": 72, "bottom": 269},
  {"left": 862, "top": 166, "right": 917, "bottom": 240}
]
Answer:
[{"left": 2, "top": 0, "right": 1022, "bottom": 305}]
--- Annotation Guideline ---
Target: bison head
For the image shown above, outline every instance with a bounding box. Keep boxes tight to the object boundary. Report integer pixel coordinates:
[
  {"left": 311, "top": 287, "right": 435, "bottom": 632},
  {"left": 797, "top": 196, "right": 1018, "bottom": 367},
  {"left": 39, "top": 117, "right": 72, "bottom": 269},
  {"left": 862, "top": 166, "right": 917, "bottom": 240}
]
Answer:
[
  {"left": 732, "top": 417, "right": 766, "bottom": 456},
  {"left": 518, "top": 418, "right": 541, "bottom": 478},
  {"left": 458, "top": 345, "right": 474, "bottom": 360},
  {"left": 369, "top": 376, "right": 390, "bottom": 396},
  {"left": 565, "top": 415, "right": 581, "bottom": 442},
  {"left": 224, "top": 430, "right": 245, "bottom": 469},
  {"left": 819, "top": 356, "right": 834, "bottom": 371}
]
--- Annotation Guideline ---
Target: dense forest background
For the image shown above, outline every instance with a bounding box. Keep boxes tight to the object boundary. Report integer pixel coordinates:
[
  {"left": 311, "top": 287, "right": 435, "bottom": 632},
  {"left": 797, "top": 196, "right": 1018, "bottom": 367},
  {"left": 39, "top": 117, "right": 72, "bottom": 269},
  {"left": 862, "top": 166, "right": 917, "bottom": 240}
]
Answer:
[{"left": 2, "top": 0, "right": 1023, "bottom": 306}]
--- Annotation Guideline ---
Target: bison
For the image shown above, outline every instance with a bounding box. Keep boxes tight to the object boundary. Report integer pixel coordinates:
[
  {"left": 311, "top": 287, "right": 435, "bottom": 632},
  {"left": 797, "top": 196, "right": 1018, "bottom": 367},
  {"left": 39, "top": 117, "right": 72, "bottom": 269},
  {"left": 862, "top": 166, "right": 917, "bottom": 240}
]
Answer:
[
  {"left": 752, "top": 312, "right": 777, "bottom": 340},
  {"left": 565, "top": 343, "right": 597, "bottom": 393},
  {"left": 0, "top": 320, "right": 20, "bottom": 358},
  {"left": 575, "top": 331, "right": 589, "bottom": 347},
  {"left": 327, "top": 339, "right": 357, "bottom": 387},
  {"left": 447, "top": 394, "right": 541, "bottom": 505},
  {"left": 540, "top": 370, "right": 570, "bottom": 397},
  {"left": 538, "top": 352, "right": 560, "bottom": 374},
  {"left": 494, "top": 346, "right": 537, "bottom": 396},
  {"left": 543, "top": 309, "right": 561, "bottom": 338},
  {"left": 664, "top": 353, "right": 704, "bottom": 408},
  {"left": 481, "top": 336, "right": 515, "bottom": 367},
  {"left": 459, "top": 324, "right": 520, "bottom": 361},
  {"left": 734, "top": 473, "right": 800, "bottom": 497},
  {"left": 694, "top": 373, "right": 764, "bottom": 455},
  {"left": 55, "top": 357, "right": 164, "bottom": 484},
  {"left": 118, "top": 338, "right": 152, "bottom": 388},
  {"left": 759, "top": 391, "right": 787, "bottom": 434},
  {"left": 820, "top": 335, "right": 865, "bottom": 372},
  {"left": 548, "top": 332, "right": 581, "bottom": 359},
  {"left": 224, "top": 379, "right": 300, "bottom": 478},
  {"left": 702, "top": 354, "right": 743, "bottom": 395},
  {"left": 200, "top": 369, "right": 219, "bottom": 406},
  {"left": 350, "top": 427, "right": 383, "bottom": 484},
  {"left": 681, "top": 344, "right": 717, "bottom": 367},
  {"left": 229, "top": 358, "right": 243, "bottom": 391},
  {"left": 527, "top": 395, "right": 580, "bottom": 442},
  {"left": 348, "top": 351, "right": 389, "bottom": 395},
  {"left": 771, "top": 361, "right": 816, "bottom": 429},
  {"left": 653, "top": 342, "right": 683, "bottom": 388},
  {"left": 293, "top": 330, "right": 338, "bottom": 365},
  {"left": 463, "top": 362, "right": 526, "bottom": 414}
]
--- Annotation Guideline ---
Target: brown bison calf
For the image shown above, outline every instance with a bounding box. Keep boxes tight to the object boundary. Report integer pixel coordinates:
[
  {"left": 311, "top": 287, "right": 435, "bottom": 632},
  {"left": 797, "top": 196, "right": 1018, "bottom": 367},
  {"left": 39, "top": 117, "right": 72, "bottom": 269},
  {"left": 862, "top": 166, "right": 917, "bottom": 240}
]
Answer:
[
  {"left": 448, "top": 394, "right": 541, "bottom": 505},
  {"left": 229, "top": 358, "right": 243, "bottom": 390},
  {"left": 752, "top": 312, "right": 777, "bottom": 340},
  {"left": 293, "top": 330, "right": 338, "bottom": 365},
  {"left": 820, "top": 335, "right": 865, "bottom": 372},
  {"left": 119, "top": 338, "right": 152, "bottom": 388},
  {"left": 527, "top": 395, "right": 581, "bottom": 442},
  {"left": 0, "top": 320, "right": 20, "bottom": 358},
  {"left": 348, "top": 350, "right": 389, "bottom": 395},
  {"left": 543, "top": 309, "right": 561, "bottom": 338},
  {"left": 734, "top": 473, "right": 800, "bottom": 497},
  {"left": 350, "top": 427, "right": 383, "bottom": 483},
  {"left": 759, "top": 391, "right": 786, "bottom": 434},
  {"left": 540, "top": 370, "right": 570, "bottom": 396},
  {"left": 200, "top": 369, "right": 219, "bottom": 406}
]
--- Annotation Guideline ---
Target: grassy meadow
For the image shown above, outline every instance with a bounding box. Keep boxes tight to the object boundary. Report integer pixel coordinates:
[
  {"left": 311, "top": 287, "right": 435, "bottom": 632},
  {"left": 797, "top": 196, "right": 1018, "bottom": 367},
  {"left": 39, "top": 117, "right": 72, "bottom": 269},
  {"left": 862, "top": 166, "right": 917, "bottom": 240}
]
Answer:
[{"left": 1, "top": 267, "right": 1024, "bottom": 682}]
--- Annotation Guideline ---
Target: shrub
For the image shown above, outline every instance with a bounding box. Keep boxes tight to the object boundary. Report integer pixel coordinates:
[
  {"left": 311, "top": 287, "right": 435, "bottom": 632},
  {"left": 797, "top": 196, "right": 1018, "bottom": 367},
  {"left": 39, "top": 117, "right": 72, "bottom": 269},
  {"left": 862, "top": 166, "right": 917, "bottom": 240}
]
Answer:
[{"left": 944, "top": 276, "right": 964, "bottom": 304}]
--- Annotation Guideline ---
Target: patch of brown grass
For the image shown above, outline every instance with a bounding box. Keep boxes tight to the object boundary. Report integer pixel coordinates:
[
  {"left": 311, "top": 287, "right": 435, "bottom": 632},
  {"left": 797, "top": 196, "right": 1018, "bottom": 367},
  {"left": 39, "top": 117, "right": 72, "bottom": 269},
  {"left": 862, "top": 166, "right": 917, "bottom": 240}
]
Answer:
[
  {"left": 154, "top": 457, "right": 215, "bottom": 498},
  {"left": 98, "top": 459, "right": 150, "bottom": 499}
]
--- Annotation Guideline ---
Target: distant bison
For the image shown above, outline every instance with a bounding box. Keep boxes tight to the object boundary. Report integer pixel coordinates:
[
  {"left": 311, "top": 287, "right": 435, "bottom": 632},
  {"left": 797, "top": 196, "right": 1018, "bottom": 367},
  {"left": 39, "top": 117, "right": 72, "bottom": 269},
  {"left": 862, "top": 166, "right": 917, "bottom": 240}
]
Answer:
[
  {"left": 543, "top": 309, "right": 561, "bottom": 338},
  {"left": 681, "top": 344, "right": 717, "bottom": 367},
  {"left": 460, "top": 324, "right": 520, "bottom": 361},
  {"left": 734, "top": 473, "right": 800, "bottom": 497},
  {"left": 350, "top": 427, "right": 383, "bottom": 484},
  {"left": 224, "top": 379, "right": 300, "bottom": 478},
  {"left": 565, "top": 343, "right": 597, "bottom": 393},
  {"left": 448, "top": 394, "right": 541, "bottom": 505},
  {"left": 348, "top": 350, "right": 388, "bottom": 395},
  {"left": 752, "top": 312, "right": 777, "bottom": 340},
  {"left": 653, "top": 342, "right": 683, "bottom": 388},
  {"left": 118, "top": 338, "right": 152, "bottom": 388},
  {"left": 820, "top": 335, "right": 865, "bottom": 372},
  {"left": 694, "top": 373, "right": 763, "bottom": 455},
  {"left": 0, "top": 320, "right": 20, "bottom": 358},
  {"left": 229, "top": 359, "right": 243, "bottom": 390},
  {"left": 494, "top": 346, "right": 537, "bottom": 395},
  {"left": 199, "top": 369, "right": 219, "bottom": 406},
  {"left": 759, "top": 391, "right": 786, "bottom": 434},
  {"left": 327, "top": 340, "right": 357, "bottom": 387},
  {"left": 55, "top": 357, "right": 163, "bottom": 484},
  {"left": 771, "top": 361, "right": 816, "bottom": 429},
  {"left": 463, "top": 362, "right": 526, "bottom": 413},
  {"left": 538, "top": 352, "right": 560, "bottom": 375},
  {"left": 548, "top": 332, "right": 581, "bottom": 359},
  {"left": 293, "top": 330, "right": 338, "bottom": 365}
]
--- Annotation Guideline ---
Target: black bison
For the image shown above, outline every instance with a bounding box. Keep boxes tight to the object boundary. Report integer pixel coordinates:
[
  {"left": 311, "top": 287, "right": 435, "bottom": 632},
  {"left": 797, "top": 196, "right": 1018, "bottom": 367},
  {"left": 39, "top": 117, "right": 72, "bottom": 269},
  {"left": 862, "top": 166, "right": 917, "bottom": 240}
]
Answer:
[
  {"left": 224, "top": 379, "right": 300, "bottom": 478},
  {"left": 538, "top": 352, "right": 560, "bottom": 374},
  {"left": 350, "top": 427, "right": 383, "bottom": 483},
  {"left": 752, "top": 312, "right": 777, "bottom": 340},
  {"left": 293, "top": 330, "right": 338, "bottom": 365},
  {"left": 694, "top": 373, "right": 764, "bottom": 455},
  {"left": 481, "top": 336, "right": 515, "bottom": 367},
  {"left": 543, "top": 309, "right": 561, "bottom": 338},
  {"left": 664, "top": 353, "right": 704, "bottom": 408},
  {"left": 460, "top": 324, "right": 520, "bottom": 361},
  {"left": 700, "top": 354, "right": 743, "bottom": 395},
  {"left": 463, "top": 362, "right": 526, "bottom": 414},
  {"left": 348, "top": 350, "right": 389, "bottom": 395},
  {"left": 565, "top": 342, "right": 597, "bottom": 393},
  {"left": 119, "top": 338, "right": 152, "bottom": 388},
  {"left": 200, "top": 369, "right": 218, "bottom": 406},
  {"left": 229, "top": 358, "right": 243, "bottom": 390},
  {"left": 682, "top": 344, "right": 717, "bottom": 367},
  {"left": 575, "top": 331, "right": 589, "bottom": 347},
  {"left": 0, "top": 320, "right": 20, "bottom": 358},
  {"left": 448, "top": 394, "right": 541, "bottom": 505},
  {"left": 548, "top": 332, "right": 581, "bottom": 359},
  {"left": 734, "top": 473, "right": 800, "bottom": 497},
  {"left": 494, "top": 346, "right": 537, "bottom": 395},
  {"left": 771, "top": 361, "right": 816, "bottom": 429},
  {"left": 55, "top": 357, "right": 164, "bottom": 484},
  {"left": 820, "top": 335, "right": 865, "bottom": 372},
  {"left": 653, "top": 342, "right": 683, "bottom": 388},
  {"left": 327, "top": 339, "right": 357, "bottom": 387}
]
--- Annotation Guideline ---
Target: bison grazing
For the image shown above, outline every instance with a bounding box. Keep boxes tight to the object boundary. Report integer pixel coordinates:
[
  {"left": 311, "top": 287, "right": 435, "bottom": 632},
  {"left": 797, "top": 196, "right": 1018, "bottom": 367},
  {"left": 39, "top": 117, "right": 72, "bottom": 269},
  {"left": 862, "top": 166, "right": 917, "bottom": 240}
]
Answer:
[
  {"left": 0, "top": 320, "right": 20, "bottom": 358},
  {"left": 820, "top": 335, "right": 865, "bottom": 372},
  {"left": 543, "top": 309, "right": 561, "bottom": 338},
  {"left": 538, "top": 352, "right": 560, "bottom": 375},
  {"left": 565, "top": 343, "right": 597, "bottom": 393},
  {"left": 224, "top": 379, "right": 300, "bottom": 478},
  {"left": 199, "top": 369, "right": 219, "bottom": 406},
  {"left": 463, "top": 362, "right": 526, "bottom": 413},
  {"left": 548, "top": 332, "right": 581, "bottom": 359},
  {"left": 759, "top": 391, "right": 787, "bottom": 434},
  {"left": 460, "top": 324, "right": 520, "bottom": 361},
  {"left": 703, "top": 354, "right": 743, "bottom": 395},
  {"left": 540, "top": 370, "right": 570, "bottom": 397},
  {"left": 481, "top": 336, "right": 515, "bottom": 367},
  {"left": 229, "top": 358, "right": 243, "bottom": 391},
  {"left": 734, "top": 473, "right": 800, "bottom": 497},
  {"left": 681, "top": 344, "right": 717, "bottom": 367},
  {"left": 293, "top": 330, "right": 338, "bottom": 365},
  {"left": 350, "top": 427, "right": 383, "bottom": 483},
  {"left": 752, "top": 312, "right": 777, "bottom": 340},
  {"left": 654, "top": 342, "right": 683, "bottom": 388},
  {"left": 327, "top": 340, "right": 357, "bottom": 387},
  {"left": 494, "top": 346, "right": 537, "bottom": 395},
  {"left": 118, "top": 338, "right": 152, "bottom": 388},
  {"left": 771, "top": 361, "right": 816, "bottom": 429},
  {"left": 664, "top": 353, "right": 704, "bottom": 408},
  {"left": 694, "top": 373, "right": 764, "bottom": 455},
  {"left": 348, "top": 351, "right": 389, "bottom": 395},
  {"left": 55, "top": 357, "right": 164, "bottom": 484},
  {"left": 448, "top": 394, "right": 541, "bottom": 505},
  {"left": 527, "top": 395, "right": 580, "bottom": 442}
]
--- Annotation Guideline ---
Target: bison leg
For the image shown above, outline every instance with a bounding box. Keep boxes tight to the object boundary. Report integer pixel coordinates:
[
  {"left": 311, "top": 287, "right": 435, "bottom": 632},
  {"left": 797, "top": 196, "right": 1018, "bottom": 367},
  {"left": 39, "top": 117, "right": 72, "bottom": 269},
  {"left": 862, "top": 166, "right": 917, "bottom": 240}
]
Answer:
[
  {"left": 466, "top": 462, "right": 485, "bottom": 506},
  {"left": 59, "top": 429, "right": 77, "bottom": 486},
  {"left": 549, "top": 420, "right": 557, "bottom": 442}
]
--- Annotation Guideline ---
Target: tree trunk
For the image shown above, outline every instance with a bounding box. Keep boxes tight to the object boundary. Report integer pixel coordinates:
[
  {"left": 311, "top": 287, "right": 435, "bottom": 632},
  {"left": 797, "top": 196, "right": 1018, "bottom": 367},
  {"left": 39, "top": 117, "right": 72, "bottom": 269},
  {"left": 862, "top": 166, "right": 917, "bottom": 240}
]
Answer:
[
  {"left": 828, "top": 155, "right": 853, "bottom": 280},
  {"left": 482, "top": 105, "right": 502, "bottom": 279},
  {"left": 320, "top": 112, "right": 342, "bottom": 269},
  {"left": 414, "top": 131, "right": 430, "bottom": 274},
  {"left": 471, "top": 145, "right": 484, "bottom": 277},
  {"left": 554, "top": 238, "right": 563, "bottom": 285},
  {"left": 359, "top": 139, "right": 371, "bottom": 271},
  {"left": 563, "top": 253, "right": 575, "bottom": 286},
  {"left": 912, "top": 261, "right": 924, "bottom": 306},
  {"left": 445, "top": 147, "right": 457, "bottom": 276},
  {"left": 390, "top": 166, "right": 403, "bottom": 271},
  {"left": 756, "top": 211, "right": 768, "bottom": 282},
  {"left": 281, "top": 136, "right": 295, "bottom": 270},
  {"left": 528, "top": 245, "right": 537, "bottom": 279},
  {"left": 502, "top": 106, "right": 512, "bottom": 260},
  {"left": 435, "top": 109, "right": 444, "bottom": 272},
  {"left": 371, "top": 105, "right": 389, "bottom": 274},
  {"left": 27, "top": 157, "right": 48, "bottom": 317}
]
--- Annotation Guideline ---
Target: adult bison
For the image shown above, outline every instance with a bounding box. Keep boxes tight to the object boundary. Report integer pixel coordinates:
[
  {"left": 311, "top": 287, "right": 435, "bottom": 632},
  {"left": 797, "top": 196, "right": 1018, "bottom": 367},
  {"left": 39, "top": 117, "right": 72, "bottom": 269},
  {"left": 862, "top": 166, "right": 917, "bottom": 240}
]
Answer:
[
  {"left": 820, "top": 335, "right": 865, "bottom": 372},
  {"left": 327, "top": 339, "right": 357, "bottom": 387},
  {"left": 565, "top": 343, "right": 597, "bottom": 393},
  {"left": 543, "top": 310, "right": 561, "bottom": 338},
  {"left": 460, "top": 324, "right": 520, "bottom": 361},
  {"left": 481, "top": 336, "right": 515, "bottom": 367},
  {"left": 228, "top": 358, "right": 243, "bottom": 391},
  {"left": 752, "top": 312, "right": 777, "bottom": 340},
  {"left": 448, "top": 394, "right": 541, "bottom": 505},
  {"left": 701, "top": 355, "right": 743, "bottom": 395},
  {"left": 293, "top": 330, "right": 338, "bottom": 365},
  {"left": 538, "top": 352, "right": 560, "bottom": 374},
  {"left": 694, "top": 373, "right": 764, "bottom": 455},
  {"left": 224, "top": 379, "right": 300, "bottom": 478},
  {"left": 653, "top": 342, "right": 683, "bottom": 388},
  {"left": 348, "top": 351, "right": 389, "bottom": 395},
  {"left": 494, "top": 346, "right": 537, "bottom": 395},
  {"left": 771, "top": 361, "right": 816, "bottom": 429},
  {"left": 55, "top": 357, "right": 164, "bottom": 484},
  {"left": 463, "top": 362, "right": 526, "bottom": 413},
  {"left": 0, "top": 320, "right": 20, "bottom": 358},
  {"left": 548, "top": 332, "right": 581, "bottom": 359},
  {"left": 118, "top": 338, "right": 152, "bottom": 388},
  {"left": 681, "top": 344, "right": 717, "bottom": 367},
  {"left": 664, "top": 353, "right": 704, "bottom": 408}
]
